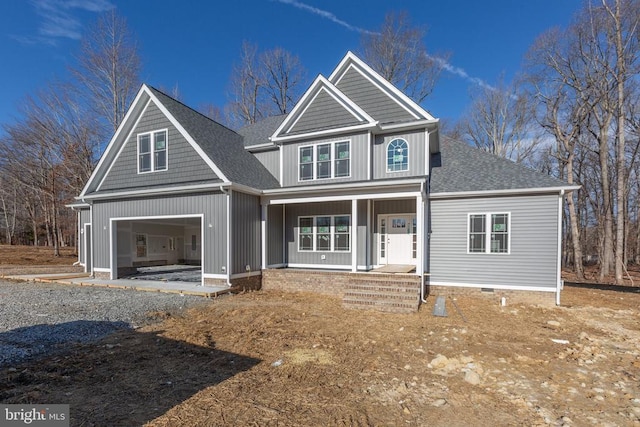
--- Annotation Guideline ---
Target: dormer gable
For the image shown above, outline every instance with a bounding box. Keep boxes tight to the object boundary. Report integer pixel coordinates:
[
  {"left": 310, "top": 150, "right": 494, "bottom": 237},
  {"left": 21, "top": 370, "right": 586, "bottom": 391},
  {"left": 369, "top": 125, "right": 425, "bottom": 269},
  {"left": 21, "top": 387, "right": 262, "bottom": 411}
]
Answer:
[
  {"left": 270, "top": 75, "right": 377, "bottom": 143},
  {"left": 329, "top": 51, "right": 435, "bottom": 125}
]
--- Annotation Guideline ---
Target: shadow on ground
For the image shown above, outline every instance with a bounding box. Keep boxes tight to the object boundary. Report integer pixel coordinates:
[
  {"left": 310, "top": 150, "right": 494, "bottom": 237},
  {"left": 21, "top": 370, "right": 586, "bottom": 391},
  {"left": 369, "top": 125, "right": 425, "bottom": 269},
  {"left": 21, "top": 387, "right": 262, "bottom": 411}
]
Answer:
[
  {"left": 0, "top": 324, "right": 261, "bottom": 425},
  {"left": 565, "top": 281, "right": 640, "bottom": 293}
]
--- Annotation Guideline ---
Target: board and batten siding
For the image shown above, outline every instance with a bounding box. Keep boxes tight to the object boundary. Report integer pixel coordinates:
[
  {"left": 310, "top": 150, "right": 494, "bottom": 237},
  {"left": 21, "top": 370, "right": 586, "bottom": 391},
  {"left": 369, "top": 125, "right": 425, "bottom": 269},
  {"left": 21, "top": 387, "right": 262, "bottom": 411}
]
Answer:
[
  {"left": 267, "top": 205, "right": 284, "bottom": 266},
  {"left": 285, "top": 201, "right": 352, "bottom": 267},
  {"left": 231, "top": 191, "right": 261, "bottom": 275},
  {"left": 92, "top": 192, "right": 227, "bottom": 277},
  {"left": 253, "top": 149, "right": 280, "bottom": 183},
  {"left": 282, "top": 132, "right": 369, "bottom": 187},
  {"left": 335, "top": 66, "right": 414, "bottom": 124},
  {"left": 373, "top": 130, "right": 427, "bottom": 180},
  {"left": 429, "top": 194, "right": 559, "bottom": 290},
  {"left": 99, "top": 100, "right": 219, "bottom": 192},
  {"left": 287, "top": 89, "right": 361, "bottom": 135}
]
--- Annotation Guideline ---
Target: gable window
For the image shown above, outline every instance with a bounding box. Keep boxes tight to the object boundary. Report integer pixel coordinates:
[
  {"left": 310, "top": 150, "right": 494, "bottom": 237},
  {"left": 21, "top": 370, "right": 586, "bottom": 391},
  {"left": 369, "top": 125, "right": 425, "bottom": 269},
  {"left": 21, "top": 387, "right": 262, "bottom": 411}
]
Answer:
[
  {"left": 298, "top": 215, "right": 351, "bottom": 252},
  {"left": 138, "top": 130, "right": 168, "bottom": 173},
  {"left": 468, "top": 213, "right": 510, "bottom": 254},
  {"left": 387, "top": 138, "right": 408, "bottom": 172},
  {"left": 298, "top": 140, "right": 350, "bottom": 181}
]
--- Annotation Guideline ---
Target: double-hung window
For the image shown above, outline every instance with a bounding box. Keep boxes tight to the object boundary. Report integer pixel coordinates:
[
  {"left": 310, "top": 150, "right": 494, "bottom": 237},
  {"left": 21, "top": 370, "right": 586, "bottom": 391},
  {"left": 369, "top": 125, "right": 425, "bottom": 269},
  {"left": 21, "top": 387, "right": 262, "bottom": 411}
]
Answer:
[
  {"left": 298, "top": 140, "right": 350, "bottom": 181},
  {"left": 468, "top": 213, "right": 510, "bottom": 254},
  {"left": 138, "top": 130, "right": 168, "bottom": 173},
  {"left": 298, "top": 215, "right": 351, "bottom": 252}
]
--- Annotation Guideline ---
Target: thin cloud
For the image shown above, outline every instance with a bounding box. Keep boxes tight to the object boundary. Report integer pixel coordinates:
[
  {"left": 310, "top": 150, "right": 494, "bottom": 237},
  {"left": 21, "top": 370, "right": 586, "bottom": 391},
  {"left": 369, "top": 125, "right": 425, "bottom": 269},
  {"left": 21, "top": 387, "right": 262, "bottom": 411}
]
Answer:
[
  {"left": 274, "top": 0, "right": 377, "bottom": 35},
  {"left": 275, "top": 0, "right": 494, "bottom": 91},
  {"left": 16, "top": 0, "right": 114, "bottom": 45}
]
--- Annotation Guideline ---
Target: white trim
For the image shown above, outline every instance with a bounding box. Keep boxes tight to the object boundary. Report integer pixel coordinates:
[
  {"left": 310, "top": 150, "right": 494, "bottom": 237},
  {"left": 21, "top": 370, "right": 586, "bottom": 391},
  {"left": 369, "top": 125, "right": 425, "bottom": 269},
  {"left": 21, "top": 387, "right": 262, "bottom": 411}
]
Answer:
[
  {"left": 226, "top": 189, "right": 232, "bottom": 284},
  {"left": 328, "top": 51, "right": 435, "bottom": 121},
  {"left": 430, "top": 186, "right": 581, "bottom": 199},
  {"left": 367, "top": 131, "right": 372, "bottom": 180},
  {"left": 203, "top": 273, "right": 227, "bottom": 280},
  {"left": 81, "top": 182, "right": 227, "bottom": 200},
  {"left": 279, "top": 145, "right": 283, "bottom": 184},
  {"left": 556, "top": 190, "right": 564, "bottom": 305},
  {"left": 261, "top": 204, "right": 267, "bottom": 270},
  {"left": 416, "top": 196, "right": 424, "bottom": 275},
  {"left": 269, "top": 191, "right": 420, "bottom": 206},
  {"left": 79, "top": 86, "right": 149, "bottom": 198},
  {"left": 366, "top": 199, "right": 371, "bottom": 269},
  {"left": 271, "top": 75, "right": 375, "bottom": 140},
  {"left": 428, "top": 281, "right": 556, "bottom": 293},
  {"left": 96, "top": 98, "right": 152, "bottom": 192},
  {"left": 298, "top": 214, "right": 352, "bottom": 253},
  {"left": 136, "top": 128, "right": 168, "bottom": 174},
  {"left": 93, "top": 268, "right": 111, "bottom": 273},
  {"left": 271, "top": 122, "right": 378, "bottom": 143},
  {"left": 287, "top": 263, "right": 350, "bottom": 270},
  {"left": 230, "top": 271, "right": 262, "bottom": 279},
  {"left": 379, "top": 119, "right": 439, "bottom": 132},
  {"left": 467, "top": 212, "right": 511, "bottom": 255},
  {"left": 377, "top": 213, "right": 417, "bottom": 266},
  {"left": 83, "top": 222, "right": 92, "bottom": 272},
  {"left": 245, "top": 142, "right": 276, "bottom": 150},
  {"left": 386, "top": 138, "right": 410, "bottom": 173},
  {"left": 351, "top": 199, "right": 358, "bottom": 272},
  {"left": 264, "top": 178, "right": 425, "bottom": 195}
]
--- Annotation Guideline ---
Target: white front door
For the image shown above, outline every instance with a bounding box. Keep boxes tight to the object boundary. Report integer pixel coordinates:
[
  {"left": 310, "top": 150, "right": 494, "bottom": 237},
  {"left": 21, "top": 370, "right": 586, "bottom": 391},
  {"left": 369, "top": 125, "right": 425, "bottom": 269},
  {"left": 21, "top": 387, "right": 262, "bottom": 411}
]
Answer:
[{"left": 379, "top": 215, "right": 416, "bottom": 265}]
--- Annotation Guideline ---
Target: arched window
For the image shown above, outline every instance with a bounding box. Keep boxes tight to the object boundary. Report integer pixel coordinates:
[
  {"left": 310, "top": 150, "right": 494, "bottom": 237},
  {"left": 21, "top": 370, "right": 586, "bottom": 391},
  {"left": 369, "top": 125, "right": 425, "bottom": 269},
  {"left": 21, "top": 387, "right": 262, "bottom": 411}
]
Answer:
[{"left": 387, "top": 138, "right": 408, "bottom": 172}]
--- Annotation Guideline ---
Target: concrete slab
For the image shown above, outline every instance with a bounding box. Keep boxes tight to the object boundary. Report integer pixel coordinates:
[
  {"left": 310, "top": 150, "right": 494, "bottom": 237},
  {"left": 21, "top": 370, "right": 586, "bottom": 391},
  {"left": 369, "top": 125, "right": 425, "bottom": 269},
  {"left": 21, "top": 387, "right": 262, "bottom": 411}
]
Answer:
[{"left": 2, "top": 274, "right": 229, "bottom": 298}]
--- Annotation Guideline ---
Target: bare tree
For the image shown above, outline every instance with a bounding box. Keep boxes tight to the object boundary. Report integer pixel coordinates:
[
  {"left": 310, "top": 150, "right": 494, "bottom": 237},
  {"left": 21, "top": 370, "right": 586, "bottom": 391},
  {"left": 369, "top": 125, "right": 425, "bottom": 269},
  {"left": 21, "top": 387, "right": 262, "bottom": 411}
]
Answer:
[
  {"left": 227, "top": 42, "right": 306, "bottom": 128},
  {"left": 454, "top": 78, "right": 541, "bottom": 165},
  {"left": 71, "top": 9, "right": 140, "bottom": 134},
  {"left": 360, "top": 11, "right": 447, "bottom": 103}
]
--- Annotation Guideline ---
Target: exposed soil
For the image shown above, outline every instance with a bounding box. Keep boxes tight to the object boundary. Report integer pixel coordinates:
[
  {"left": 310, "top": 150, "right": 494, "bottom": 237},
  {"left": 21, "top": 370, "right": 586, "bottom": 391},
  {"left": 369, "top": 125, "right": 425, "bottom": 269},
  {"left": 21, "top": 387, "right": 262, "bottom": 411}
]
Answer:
[
  {"left": 0, "top": 245, "right": 76, "bottom": 266},
  {"left": 0, "top": 286, "right": 637, "bottom": 426},
  {"left": 1, "top": 245, "right": 639, "bottom": 426}
]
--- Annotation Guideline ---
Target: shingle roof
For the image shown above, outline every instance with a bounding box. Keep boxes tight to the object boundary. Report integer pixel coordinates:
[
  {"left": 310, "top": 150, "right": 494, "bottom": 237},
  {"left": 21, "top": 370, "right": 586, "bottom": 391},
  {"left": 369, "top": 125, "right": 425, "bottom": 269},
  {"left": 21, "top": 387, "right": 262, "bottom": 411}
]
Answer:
[
  {"left": 430, "top": 136, "right": 568, "bottom": 194},
  {"left": 148, "top": 87, "right": 280, "bottom": 190},
  {"left": 237, "top": 115, "right": 286, "bottom": 147}
]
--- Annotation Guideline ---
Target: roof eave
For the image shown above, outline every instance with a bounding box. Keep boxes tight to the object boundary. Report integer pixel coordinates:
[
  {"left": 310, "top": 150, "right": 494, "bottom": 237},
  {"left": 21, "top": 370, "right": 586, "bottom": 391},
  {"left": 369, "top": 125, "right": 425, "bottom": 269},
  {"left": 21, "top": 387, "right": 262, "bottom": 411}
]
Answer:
[{"left": 429, "top": 185, "right": 580, "bottom": 199}]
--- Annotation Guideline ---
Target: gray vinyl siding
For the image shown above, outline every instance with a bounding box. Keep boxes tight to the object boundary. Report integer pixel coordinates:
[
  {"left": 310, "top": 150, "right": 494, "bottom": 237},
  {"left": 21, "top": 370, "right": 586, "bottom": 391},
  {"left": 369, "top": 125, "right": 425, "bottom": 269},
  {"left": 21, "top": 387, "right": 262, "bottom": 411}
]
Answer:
[
  {"left": 92, "top": 192, "right": 227, "bottom": 276},
  {"left": 287, "top": 89, "right": 362, "bottom": 135},
  {"left": 335, "top": 67, "right": 414, "bottom": 124},
  {"left": 281, "top": 132, "right": 368, "bottom": 187},
  {"left": 79, "top": 208, "right": 91, "bottom": 265},
  {"left": 373, "top": 130, "right": 427, "bottom": 180},
  {"left": 285, "top": 201, "right": 352, "bottom": 267},
  {"left": 429, "top": 194, "right": 559, "bottom": 289},
  {"left": 253, "top": 149, "right": 280, "bottom": 183},
  {"left": 231, "top": 191, "right": 261, "bottom": 274},
  {"left": 267, "top": 205, "right": 284, "bottom": 265},
  {"left": 357, "top": 200, "right": 369, "bottom": 267},
  {"left": 99, "top": 100, "right": 219, "bottom": 192}
]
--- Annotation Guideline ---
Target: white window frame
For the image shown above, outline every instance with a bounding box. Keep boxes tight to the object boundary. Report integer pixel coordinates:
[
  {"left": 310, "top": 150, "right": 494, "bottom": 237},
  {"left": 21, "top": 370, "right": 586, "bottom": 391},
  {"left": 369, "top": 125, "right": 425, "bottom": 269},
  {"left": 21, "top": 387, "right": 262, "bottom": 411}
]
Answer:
[
  {"left": 298, "top": 215, "right": 351, "bottom": 252},
  {"left": 386, "top": 138, "right": 409, "bottom": 173},
  {"left": 467, "top": 212, "right": 511, "bottom": 254},
  {"left": 137, "top": 129, "right": 168, "bottom": 174},
  {"left": 298, "top": 140, "right": 351, "bottom": 181}
]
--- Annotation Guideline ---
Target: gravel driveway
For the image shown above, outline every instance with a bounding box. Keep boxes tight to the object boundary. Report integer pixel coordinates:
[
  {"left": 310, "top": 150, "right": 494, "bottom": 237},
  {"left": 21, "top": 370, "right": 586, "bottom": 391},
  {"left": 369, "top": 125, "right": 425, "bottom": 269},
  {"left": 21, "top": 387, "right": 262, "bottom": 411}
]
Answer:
[{"left": 0, "top": 280, "right": 211, "bottom": 368}]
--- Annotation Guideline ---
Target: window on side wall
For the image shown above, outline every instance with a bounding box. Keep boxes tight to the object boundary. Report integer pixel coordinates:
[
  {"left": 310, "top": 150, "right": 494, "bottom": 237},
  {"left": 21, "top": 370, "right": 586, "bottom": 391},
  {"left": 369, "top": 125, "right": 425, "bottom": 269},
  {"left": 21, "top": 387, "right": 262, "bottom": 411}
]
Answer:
[
  {"left": 138, "top": 130, "right": 168, "bottom": 173},
  {"left": 387, "top": 138, "right": 408, "bottom": 172},
  {"left": 468, "top": 213, "right": 510, "bottom": 254}
]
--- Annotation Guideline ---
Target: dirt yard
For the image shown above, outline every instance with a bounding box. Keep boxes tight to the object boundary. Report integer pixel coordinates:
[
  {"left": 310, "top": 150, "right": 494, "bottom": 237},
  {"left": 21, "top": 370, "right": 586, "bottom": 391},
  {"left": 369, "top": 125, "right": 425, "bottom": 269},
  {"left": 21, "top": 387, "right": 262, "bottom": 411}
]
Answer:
[
  {"left": 0, "top": 286, "right": 637, "bottom": 426},
  {"left": 0, "top": 245, "right": 639, "bottom": 426}
]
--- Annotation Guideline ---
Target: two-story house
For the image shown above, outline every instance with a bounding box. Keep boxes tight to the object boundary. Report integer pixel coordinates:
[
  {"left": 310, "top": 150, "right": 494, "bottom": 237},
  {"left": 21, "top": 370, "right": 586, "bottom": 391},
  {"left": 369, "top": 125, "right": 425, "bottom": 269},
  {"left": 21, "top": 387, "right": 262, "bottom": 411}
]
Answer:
[{"left": 71, "top": 52, "right": 576, "bottom": 310}]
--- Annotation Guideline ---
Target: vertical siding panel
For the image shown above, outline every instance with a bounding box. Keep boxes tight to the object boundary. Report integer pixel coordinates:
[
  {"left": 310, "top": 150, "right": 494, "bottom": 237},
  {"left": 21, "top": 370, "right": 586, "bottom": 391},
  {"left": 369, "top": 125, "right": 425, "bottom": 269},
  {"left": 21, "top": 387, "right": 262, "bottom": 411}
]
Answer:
[
  {"left": 267, "top": 205, "right": 284, "bottom": 265},
  {"left": 253, "top": 150, "right": 280, "bottom": 182},
  {"left": 429, "top": 195, "right": 559, "bottom": 289},
  {"left": 288, "top": 90, "right": 361, "bottom": 134},
  {"left": 373, "top": 130, "right": 426, "bottom": 180},
  {"left": 232, "top": 192, "right": 261, "bottom": 274}
]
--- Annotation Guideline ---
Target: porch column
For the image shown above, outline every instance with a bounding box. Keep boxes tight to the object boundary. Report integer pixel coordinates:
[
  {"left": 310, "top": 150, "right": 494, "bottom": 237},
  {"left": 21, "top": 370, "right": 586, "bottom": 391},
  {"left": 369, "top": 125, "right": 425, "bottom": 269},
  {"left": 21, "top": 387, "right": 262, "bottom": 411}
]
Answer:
[
  {"left": 261, "top": 203, "right": 267, "bottom": 270},
  {"left": 416, "top": 195, "right": 424, "bottom": 276},
  {"left": 352, "top": 198, "right": 358, "bottom": 272}
]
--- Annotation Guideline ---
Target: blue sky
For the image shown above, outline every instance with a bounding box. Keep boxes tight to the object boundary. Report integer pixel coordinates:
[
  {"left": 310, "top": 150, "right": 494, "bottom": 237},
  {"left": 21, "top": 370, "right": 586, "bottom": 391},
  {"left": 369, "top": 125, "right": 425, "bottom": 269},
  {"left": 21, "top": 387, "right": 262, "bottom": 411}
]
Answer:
[{"left": 0, "top": 0, "right": 583, "bottom": 133}]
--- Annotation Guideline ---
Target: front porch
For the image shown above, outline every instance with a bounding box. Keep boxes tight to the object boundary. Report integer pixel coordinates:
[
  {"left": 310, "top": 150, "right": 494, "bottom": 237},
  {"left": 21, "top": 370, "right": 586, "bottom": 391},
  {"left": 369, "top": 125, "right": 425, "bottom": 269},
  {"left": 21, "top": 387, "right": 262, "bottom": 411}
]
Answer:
[{"left": 262, "top": 268, "right": 424, "bottom": 313}]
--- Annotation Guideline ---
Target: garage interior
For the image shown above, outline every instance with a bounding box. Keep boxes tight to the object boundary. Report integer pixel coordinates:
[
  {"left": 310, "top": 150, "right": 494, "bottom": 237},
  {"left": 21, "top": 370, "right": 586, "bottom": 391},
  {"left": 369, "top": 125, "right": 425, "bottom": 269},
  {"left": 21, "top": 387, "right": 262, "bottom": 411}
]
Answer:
[{"left": 113, "top": 217, "right": 203, "bottom": 283}]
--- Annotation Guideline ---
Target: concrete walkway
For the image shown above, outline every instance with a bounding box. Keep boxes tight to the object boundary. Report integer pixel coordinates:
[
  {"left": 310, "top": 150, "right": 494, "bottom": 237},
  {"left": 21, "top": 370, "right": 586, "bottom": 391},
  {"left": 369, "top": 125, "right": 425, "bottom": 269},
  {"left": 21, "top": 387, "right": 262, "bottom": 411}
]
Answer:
[{"left": 1, "top": 272, "right": 230, "bottom": 298}]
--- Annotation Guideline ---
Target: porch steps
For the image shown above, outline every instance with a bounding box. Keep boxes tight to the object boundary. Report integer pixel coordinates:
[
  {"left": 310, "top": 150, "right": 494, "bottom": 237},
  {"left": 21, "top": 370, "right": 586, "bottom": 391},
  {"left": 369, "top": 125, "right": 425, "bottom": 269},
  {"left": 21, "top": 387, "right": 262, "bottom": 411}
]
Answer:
[{"left": 343, "top": 274, "right": 420, "bottom": 313}]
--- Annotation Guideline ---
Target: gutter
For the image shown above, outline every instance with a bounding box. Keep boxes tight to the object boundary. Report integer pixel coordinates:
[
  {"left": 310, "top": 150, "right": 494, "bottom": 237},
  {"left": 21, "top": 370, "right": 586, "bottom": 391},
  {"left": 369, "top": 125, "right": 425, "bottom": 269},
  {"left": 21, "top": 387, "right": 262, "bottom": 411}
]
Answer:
[{"left": 429, "top": 185, "right": 581, "bottom": 200}]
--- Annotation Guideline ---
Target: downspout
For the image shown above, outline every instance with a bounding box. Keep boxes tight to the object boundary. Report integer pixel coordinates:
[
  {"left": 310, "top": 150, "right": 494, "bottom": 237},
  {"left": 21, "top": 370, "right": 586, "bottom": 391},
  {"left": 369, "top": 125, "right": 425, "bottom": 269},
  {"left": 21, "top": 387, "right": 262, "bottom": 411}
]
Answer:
[
  {"left": 556, "top": 189, "right": 564, "bottom": 306},
  {"left": 220, "top": 185, "right": 233, "bottom": 287},
  {"left": 420, "top": 180, "right": 428, "bottom": 303},
  {"left": 73, "top": 209, "right": 81, "bottom": 265},
  {"left": 82, "top": 197, "right": 95, "bottom": 278}
]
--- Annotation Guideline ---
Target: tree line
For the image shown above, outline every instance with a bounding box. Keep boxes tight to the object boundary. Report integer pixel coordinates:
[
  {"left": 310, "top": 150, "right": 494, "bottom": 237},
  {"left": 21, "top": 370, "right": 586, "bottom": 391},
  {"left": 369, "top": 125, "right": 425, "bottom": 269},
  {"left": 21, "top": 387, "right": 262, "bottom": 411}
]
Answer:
[{"left": 0, "top": 1, "right": 638, "bottom": 287}]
